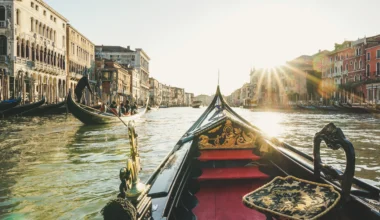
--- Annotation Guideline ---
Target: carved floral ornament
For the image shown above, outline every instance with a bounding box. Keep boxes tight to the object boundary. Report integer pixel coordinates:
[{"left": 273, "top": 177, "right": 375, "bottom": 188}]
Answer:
[{"left": 198, "top": 119, "right": 257, "bottom": 149}]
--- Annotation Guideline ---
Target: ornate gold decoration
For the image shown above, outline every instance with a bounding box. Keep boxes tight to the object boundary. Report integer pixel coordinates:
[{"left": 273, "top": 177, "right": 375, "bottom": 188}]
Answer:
[
  {"left": 119, "top": 121, "right": 146, "bottom": 202},
  {"left": 198, "top": 120, "right": 256, "bottom": 149},
  {"left": 243, "top": 176, "right": 341, "bottom": 220}
]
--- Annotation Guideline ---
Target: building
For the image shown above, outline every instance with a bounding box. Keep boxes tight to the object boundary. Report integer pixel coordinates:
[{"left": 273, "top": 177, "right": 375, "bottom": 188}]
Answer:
[
  {"left": 161, "top": 84, "right": 170, "bottom": 107},
  {"left": 66, "top": 24, "right": 95, "bottom": 105},
  {"left": 96, "top": 59, "right": 131, "bottom": 105},
  {"left": 149, "top": 77, "right": 162, "bottom": 106},
  {"left": 95, "top": 45, "right": 150, "bottom": 105},
  {"left": 365, "top": 35, "right": 380, "bottom": 104},
  {"left": 184, "top": 92, "right": 193, "bottom": 106},
  {"left": 169, "top": 86, "right": 184, "bottom": 106},
  {"left": 194, "top": 94, "right": 212, "bottom": 106},
  {"left": 0, "top": 0, "right": 68, "bottom": 103}
]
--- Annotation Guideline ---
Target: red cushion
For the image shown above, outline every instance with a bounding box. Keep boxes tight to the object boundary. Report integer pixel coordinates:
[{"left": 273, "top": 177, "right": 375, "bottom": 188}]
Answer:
[{"left": 199, "top": 167, "right": 269, "bottom": 181}]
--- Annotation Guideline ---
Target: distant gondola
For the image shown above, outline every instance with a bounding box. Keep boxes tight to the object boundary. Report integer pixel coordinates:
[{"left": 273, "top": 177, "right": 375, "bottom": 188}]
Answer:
[
  {"left": 1, "top": 97, "right": 45, "bottom": 118},
  {"left": 21, "top": 100, "right": 66, "bottom": 116},
  {"left": 66, "top": 89, "right": 148, "bottom": 125},
  {"left": 102, "top": 85, "right": 380, "bottom": 220},
  {"left": 0, "top": 97, "right": 22, "bottom": 112}
]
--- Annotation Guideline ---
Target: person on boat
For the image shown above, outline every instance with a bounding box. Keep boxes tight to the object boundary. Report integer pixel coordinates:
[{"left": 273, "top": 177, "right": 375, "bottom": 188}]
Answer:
[
  {"left": 75, "top": 75, "right": 93, "bottom": 103},
  {"left": 131, "top": 102, "right": 138, "bottom": 115},
  {"left": 100, "top": 103, "right": 106, "bottom": 113},
  {"left": 119, "top": 103, "right": 128, "bottom": 116},
  {"left": 125, "top": 100, "right": 131, "bottom": 114}
]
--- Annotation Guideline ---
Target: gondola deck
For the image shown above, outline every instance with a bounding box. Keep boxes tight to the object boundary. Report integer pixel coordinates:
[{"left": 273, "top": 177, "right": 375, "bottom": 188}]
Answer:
[{"left": 102, "top": 85, "right": 380, "bottom": 220}]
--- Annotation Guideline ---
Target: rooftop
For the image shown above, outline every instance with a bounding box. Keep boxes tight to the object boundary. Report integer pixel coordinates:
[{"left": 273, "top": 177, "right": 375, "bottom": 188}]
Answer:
[{"left": 95, "top": 45, "right": 135, "bottom": 53}]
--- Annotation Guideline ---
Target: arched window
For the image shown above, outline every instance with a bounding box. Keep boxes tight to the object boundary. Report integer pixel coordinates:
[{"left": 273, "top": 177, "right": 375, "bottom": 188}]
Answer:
[
  {"left": 377, "top": 62, "right": 380, "bottom": 75},
  {"left": 0, "top": 35, "right": 6, "bottom": 55},
  {"left": 359, "top": 60, "right": 362, "bottom": 69},
  {"left": 0, "top": 6, "right": 5, "bottom": 21}
]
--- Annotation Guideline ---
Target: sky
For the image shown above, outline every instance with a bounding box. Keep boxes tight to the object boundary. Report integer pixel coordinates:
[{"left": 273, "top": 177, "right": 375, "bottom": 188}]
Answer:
[{"left": 45, "top": 0, "right": 380, "bottom": 96}]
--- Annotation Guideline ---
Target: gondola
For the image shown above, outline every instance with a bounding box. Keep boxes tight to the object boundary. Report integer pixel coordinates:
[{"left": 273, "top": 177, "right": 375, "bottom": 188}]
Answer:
[
  {"left": 102, "top": 85, "right": 380, "bottom": 220},
  {"left": 334, "top": 103, "right": 369, "bottom": 113},
  {"left": 66, "top": 90, "right": 149, "bottom": 125},
  {"left": 313, "top": 105, "right": 340, "bottom": 112},
  {"left": 1, "top": 97, "right": 45, "bottom": 118},
  {"left": 20, "top": 100, "right": 66, "bottom": 116},
  {"left": 0, "top": 97, "right": 22, "bottom": 112}
]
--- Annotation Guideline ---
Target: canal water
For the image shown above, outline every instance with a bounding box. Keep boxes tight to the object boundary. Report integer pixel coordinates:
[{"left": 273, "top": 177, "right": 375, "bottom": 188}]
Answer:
[{"left": 0, "top": 108, "right": 380, "bottom": 219}]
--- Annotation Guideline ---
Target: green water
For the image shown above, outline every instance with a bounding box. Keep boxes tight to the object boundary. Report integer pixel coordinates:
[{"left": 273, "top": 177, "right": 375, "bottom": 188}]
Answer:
[{"left": 0, "top": 108, "right": 379, "bottom": 219}]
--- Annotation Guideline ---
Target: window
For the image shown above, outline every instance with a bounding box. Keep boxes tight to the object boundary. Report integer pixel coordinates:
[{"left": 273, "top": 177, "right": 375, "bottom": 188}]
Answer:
[
  {"left": 359, "top": 60, "right": 362, "bottom": 69},
  {"left": 340, "top": 66, "right": 343, "bottom": 73},
  {"left": 377, "top": 50, "right": 380, "bottom": 59},
  {"left": 30, "top": 18, "right": 33, "bottom": 32},
  {"left": 350, "top": 61, "right": 353, "bottom": 65},
  {"left": 16, "top": 9, "right": 20, "bottom": 25},
  {"left": 367, "top": 52, "right": 371, "bottom": 60},
  {"left": 335, "top": 67, "right": 337, "bottom": 73},
  {"left": 377, "top": 62, "right": 380, "bottom": 75},
  {"left": 366, "top": 64, "right": 370, "bottom": 76},
  {"left": 335, "top": 56, "right": 338, "bottom": 61},
  {"left": 43, "top": 10, "right": 46, "bottom": 16},
  {"left": 346, "top": 53, "right": 348, "bottom": 58},
  {"left": 62, "top": 36, "right": 65, "bottom": 47},
  {"left": 50, "top": 15, "right": 53, "bottom": 20},
  {"left": 330, "top": 57, "right": 333, "bottom": 62},
  {"left": 0, "top": 6, "right": 5, "bottom": 21},
  {"left": 62, "top": 23, "right": 65, "bottom": 29},
  {"left": 0, "top": 35, "right": 7, "bottom": 55},
  {"left": 31, "top": 2, "right": 34, "bottom": 8},
  {"left": 54, "top": 17, "right": 56, "bottom": 22},
  {"left": 354, "top": 61, "right": 357, "bottom": 70},
  {"left": 36, "top": 5, "right": 39, "bottom": 11}
]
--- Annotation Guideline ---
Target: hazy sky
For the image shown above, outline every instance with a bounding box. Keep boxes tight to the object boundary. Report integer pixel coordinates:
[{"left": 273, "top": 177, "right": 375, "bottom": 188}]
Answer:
[{"left": 45, "top": 0, "right": 379, "bottom": 95}]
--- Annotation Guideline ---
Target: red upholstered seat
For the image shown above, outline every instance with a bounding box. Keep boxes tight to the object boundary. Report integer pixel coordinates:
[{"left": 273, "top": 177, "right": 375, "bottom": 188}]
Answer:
[
  {"left": 198, "top": 150, "right": 260, "bottom": 161},
  {"left": 198, "top": 167, "right": 269, "bottom": 181}
]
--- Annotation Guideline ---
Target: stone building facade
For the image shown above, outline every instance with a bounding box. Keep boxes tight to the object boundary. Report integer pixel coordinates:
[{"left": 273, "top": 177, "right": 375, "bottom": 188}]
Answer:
[
  {"left": 0, "top": 0, "right": 68, "bottom": 103},
  {"left": 95, "top": 45, "right": 150, "bottom": 105},
  {"left": 66, "top": 24, "right": 94, "bottom": 103},
  {"left": 96, "top": 59, "right": 131, "bottom": 105}
]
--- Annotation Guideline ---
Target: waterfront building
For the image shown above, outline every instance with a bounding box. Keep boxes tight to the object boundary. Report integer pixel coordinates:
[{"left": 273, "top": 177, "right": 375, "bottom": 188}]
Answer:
[
  {"left": 0, "top": 0, "right": 68, "bottom": 103},
  {"left": 169, "top": 86, "right": 184, "bottom": 106},
  {"left": 161, "top": 84, "right": 170, "bottom": 107},
  {"left": 66, "top": 24, "right": 95, "bottom": 105},
  {"left": 149, "top": 77, "right": 162, "bottom": 106},
  {"left": 95, "top": 59, "right": 131, "bottom": 105},
  {"left": 365, "top": 35, "right": 380, "bottom": 104},
  {"left": 184, "top": 92, "right": 193, "bottom": 106},
  {"left": 95, "top": 45, "right": 150, "bottom": 105},
  {"left": 230, "top": 88, "right": 241, "bottom": 106},
  {"left": 240, "top": 82, "right": 252, "bottom": 106},
  {"left": 194, "top": 94, "right": 212, "bottom": 106}
]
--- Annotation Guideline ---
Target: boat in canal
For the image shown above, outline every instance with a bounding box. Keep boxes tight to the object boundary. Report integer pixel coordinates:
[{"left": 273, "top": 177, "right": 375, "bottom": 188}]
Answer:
[
  {"left": 1, "top": 97, "right": 46, "bottom": 118},
  {"left": 21, "top": 100, "right": 66, "bottom": 116},
  {"left": 102, "top": 85, "right": 380, "bottom": 220},
  {"left": 66, "top": 90, "right": 149, "bottom": 125},
  {"left": 0, "top": 97, "right": 22, "bottom": 112},
  {"left": 191, "top": 100, "right": 202, "bottom": 108}
]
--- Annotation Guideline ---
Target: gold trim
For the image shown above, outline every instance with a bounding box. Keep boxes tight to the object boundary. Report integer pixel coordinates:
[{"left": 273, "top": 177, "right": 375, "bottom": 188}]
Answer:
[
  {"left": 198, "top": 120, "right": 257, "bottom": 149},
  {"left": 242, "top": 176, "right": 341, "bottom": 220}
]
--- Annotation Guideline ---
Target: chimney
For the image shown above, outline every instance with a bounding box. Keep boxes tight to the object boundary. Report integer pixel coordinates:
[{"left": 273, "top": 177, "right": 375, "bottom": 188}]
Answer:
[{"left": 127, "top": 46, "right": 130, "bottom": 50}]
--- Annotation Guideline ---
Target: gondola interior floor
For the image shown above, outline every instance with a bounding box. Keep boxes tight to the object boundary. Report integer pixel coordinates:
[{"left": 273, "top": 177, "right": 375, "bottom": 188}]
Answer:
[{"left": 193, "top": 180, "right": 268, "bottom": 220}]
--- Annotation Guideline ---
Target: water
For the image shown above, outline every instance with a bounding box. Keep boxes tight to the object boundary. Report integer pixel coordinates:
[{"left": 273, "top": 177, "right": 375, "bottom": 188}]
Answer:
[{"left": 0, "top": 108, "right": 379, "bottom": 219}]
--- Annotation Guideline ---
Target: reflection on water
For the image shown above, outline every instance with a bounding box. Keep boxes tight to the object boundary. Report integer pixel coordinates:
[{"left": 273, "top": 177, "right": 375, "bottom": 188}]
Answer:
[{"left": 0, "top": 107, "right": 380, "bottom": 219}]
